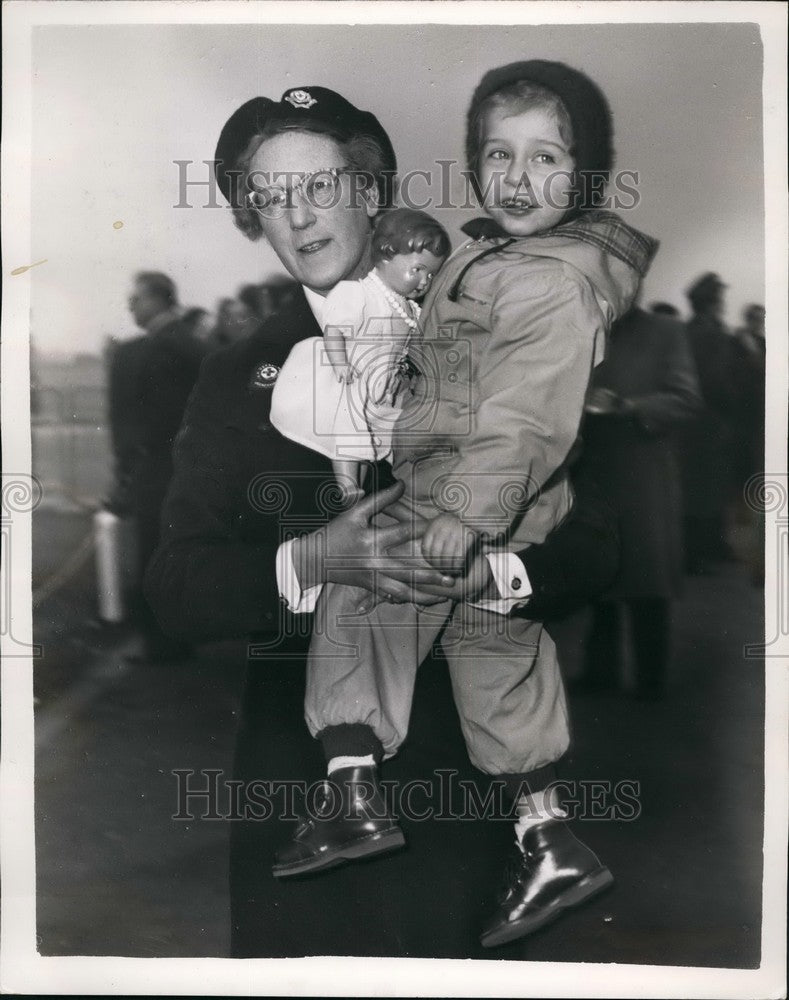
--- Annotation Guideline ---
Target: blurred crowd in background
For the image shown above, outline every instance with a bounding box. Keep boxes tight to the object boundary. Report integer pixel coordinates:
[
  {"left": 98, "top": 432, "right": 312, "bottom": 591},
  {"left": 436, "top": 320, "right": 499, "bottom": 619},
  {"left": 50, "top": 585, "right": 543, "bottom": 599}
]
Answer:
[
  {"left": 576, "top": 273, "right": 765, "bottom": 700},
  {"left": 30, "top": 265, "right": 766, "bottom": 702},
  {"left": 156, "top": 273, "right": 302, "bottom": 355}
]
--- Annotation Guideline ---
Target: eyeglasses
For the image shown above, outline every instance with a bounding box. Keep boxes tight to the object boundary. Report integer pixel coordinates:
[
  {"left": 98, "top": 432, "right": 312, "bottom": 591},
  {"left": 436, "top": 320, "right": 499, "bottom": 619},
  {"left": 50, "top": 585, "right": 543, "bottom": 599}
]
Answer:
[{"left": 245, "top": 167, "right": 352, "bottom": 218}]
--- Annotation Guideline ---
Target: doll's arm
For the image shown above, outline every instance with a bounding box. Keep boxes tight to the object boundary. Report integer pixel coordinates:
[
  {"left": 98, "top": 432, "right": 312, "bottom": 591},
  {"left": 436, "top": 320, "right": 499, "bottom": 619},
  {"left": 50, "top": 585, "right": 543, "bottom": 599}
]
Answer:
[
  {"left": 323, "top": 330, "right": 355, "bottom": 382},
  {"left": 322, "top": 281, "right": 367, "bottom": 383}
]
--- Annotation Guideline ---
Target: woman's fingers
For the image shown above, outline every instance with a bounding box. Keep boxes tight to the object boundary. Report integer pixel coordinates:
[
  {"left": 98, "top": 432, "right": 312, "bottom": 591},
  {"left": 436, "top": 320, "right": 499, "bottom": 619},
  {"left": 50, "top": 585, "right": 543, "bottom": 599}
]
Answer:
[
  {"left": 381, "top": 563, "right": 451, "bottom": 587},
  {"left": 408, "top": 581, "right": 461, "bottom": 599},
  {"left": 376, "top": 520, "right": 419, "bottom": 550},
  {"left": 381, "top": 576, "right": 419, "bottom": 603},
  {"left": 380, "top": 497, "right": 424, "bottom": 527},
  {"left": 357, "top": 575, "right": 449, "bottom": 612},
  {"left": 352, "top": 481, "right": 406, "bottom": 524}
]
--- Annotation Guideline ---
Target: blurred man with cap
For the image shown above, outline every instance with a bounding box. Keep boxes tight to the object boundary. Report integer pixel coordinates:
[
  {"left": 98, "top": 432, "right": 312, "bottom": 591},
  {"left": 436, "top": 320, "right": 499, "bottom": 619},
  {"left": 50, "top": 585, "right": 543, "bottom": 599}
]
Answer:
[
  {"left": 680, "top": 271, "right": 737, "bottom": 571},
  {"left": 109, "top": 271, "right": 205, "bottom": 662}
]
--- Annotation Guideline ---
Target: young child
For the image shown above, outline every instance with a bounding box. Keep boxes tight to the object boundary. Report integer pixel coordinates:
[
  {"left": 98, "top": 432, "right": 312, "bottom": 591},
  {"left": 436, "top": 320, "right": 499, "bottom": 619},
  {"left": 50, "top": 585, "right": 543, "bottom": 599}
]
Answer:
[
  {"left": 284, "top": 61, "right": 658, "bottom": 948},
  {"left": 270, "top": 209, "right": 450, "bottom": 500}
]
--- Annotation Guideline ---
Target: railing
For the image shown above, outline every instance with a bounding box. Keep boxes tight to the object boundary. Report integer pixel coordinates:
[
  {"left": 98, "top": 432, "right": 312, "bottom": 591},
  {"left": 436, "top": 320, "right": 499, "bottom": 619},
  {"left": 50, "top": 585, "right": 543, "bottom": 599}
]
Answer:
[
  {"left": 31, "top": 386, "right": 112, "bottom": 509},
  {"left": 32, "top": 385, "right": 106, "bottom": 425}
]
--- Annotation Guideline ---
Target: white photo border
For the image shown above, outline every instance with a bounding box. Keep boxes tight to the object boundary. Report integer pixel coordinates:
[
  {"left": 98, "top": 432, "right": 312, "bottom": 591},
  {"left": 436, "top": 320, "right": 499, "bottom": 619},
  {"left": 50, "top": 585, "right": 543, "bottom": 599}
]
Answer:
[{"left": 2, "top": 2, "right": 786, "bottom": 996}]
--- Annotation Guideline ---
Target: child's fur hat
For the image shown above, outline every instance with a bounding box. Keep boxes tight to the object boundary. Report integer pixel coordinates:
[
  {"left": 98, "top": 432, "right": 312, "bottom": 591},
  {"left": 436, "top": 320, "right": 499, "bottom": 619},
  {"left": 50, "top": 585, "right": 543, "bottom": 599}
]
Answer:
[{"left": 466, "top": 60, "right": 614, "bottom": 209}]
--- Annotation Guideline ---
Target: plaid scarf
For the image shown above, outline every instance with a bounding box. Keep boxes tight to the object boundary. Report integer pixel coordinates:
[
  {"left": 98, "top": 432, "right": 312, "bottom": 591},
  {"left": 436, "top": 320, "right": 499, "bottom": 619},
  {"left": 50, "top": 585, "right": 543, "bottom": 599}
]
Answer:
[{"left": 461, "top": 210, "right": 659, "bottom": 278}]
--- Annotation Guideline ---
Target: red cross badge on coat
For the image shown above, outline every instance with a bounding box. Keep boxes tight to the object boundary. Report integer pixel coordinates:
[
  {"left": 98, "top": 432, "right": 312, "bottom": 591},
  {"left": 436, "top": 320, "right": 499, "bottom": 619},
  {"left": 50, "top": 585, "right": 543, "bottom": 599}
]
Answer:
[{"left": 249, "top": 362, "right": 280, "bottom": 389}]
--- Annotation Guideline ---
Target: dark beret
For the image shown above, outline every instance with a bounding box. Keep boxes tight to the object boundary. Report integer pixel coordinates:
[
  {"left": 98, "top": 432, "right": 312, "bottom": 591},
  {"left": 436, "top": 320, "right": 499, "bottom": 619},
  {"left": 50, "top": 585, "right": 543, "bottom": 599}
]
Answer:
[
  {"left": 466, "top": 60, "right": 614, "bottom": 204},
  {"left": 214, "top": 86, "right": 397, "bottom": 208}
]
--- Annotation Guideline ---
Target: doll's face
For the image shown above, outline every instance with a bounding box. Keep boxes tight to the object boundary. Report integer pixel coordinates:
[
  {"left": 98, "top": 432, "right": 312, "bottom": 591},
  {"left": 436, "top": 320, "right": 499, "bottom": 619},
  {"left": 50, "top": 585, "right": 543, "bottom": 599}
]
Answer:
[{"left": 376, "top": 249, "right": 446, "bottom": 299}]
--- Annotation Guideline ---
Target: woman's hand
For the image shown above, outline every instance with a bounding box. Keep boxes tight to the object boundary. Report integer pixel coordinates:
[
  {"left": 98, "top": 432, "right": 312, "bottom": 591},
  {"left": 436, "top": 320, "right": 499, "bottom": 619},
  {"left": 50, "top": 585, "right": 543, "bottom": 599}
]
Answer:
[
  {"left": 354, "top": 506, "right": 497, "bottom": 610},
  {"left": 380, "top": 544, "right": 496, "bottom": 605},
  {"left": 293, "top": 482, "right": 456, "bottom": 605}
]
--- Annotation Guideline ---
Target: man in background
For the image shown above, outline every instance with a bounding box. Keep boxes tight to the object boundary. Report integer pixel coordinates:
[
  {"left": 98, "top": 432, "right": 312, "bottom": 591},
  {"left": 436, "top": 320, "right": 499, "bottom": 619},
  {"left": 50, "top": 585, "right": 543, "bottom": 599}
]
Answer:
[
  {"left": 680, "top": 272, "right": 736, "bottom": 573},
  {"left": 731, "top": 303, "right": 767, "bottom": 585},
  {"left": 108, "top": 271, "right": 205, "bottom": 662},
  {"left": 577, "top": 306, "right": 701, "bottom": 699}
]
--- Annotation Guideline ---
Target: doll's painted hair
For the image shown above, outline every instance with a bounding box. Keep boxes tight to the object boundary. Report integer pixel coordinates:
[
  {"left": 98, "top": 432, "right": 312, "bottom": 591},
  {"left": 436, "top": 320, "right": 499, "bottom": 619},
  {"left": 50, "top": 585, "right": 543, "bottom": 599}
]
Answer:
[{"left": 371, "top": 208, "right": 451, "bottom": 264}]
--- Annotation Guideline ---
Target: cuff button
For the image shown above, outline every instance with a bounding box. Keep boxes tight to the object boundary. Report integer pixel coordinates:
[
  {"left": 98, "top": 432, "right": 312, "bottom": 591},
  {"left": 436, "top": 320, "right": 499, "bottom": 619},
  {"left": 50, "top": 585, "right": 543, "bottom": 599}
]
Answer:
[{"left": 511, "top": 577, "right": 522, "bottom": 591}]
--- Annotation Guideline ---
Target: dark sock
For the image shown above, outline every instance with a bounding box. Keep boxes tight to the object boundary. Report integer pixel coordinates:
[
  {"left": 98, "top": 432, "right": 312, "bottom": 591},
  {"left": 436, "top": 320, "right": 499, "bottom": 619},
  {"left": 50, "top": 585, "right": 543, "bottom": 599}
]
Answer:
[{"left": 317, "top": 724, "right": 384, "bottom": 765}]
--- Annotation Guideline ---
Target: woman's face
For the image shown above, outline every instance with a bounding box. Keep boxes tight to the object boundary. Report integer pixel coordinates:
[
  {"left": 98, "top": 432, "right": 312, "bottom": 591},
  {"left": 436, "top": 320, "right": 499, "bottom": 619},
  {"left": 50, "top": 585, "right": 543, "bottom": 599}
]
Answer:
[{"left": 248, "top": 131, "right": 377, "bottom": 294}]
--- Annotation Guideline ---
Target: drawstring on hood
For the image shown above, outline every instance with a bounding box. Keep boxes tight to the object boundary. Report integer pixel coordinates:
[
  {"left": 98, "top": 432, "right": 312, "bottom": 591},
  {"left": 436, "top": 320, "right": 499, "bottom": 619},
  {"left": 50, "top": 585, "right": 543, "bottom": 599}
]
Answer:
[{"left": 447, "top": 238, "right": 516, "bottom": 302}]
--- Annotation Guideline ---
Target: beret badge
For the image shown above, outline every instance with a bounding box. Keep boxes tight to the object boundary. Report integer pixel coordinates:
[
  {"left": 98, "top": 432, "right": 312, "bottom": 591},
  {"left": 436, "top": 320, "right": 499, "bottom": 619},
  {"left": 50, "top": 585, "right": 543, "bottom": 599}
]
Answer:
[
  {"left": 284, "top": 89, "right": 317, "bottom": 110},
  {"left": 214, "top": 87, "right": 397, "bottom": 208}
]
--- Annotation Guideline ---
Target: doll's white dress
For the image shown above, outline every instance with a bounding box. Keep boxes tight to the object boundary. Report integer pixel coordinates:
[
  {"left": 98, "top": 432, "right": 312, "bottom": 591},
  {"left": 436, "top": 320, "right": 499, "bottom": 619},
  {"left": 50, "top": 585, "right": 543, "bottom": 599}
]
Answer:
[{"left": 270, "top": 271, "right": 418, "bottom": 463}]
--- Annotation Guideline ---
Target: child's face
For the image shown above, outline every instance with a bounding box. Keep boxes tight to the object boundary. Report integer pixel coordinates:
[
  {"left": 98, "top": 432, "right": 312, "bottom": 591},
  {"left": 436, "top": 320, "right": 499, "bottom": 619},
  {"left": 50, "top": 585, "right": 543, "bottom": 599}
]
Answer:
[
  {"left": 478, "top": 105, "right": 576, "bottom": 238},
  {"left": 376, "top": 249, "right": 446, "bottom": 299}
]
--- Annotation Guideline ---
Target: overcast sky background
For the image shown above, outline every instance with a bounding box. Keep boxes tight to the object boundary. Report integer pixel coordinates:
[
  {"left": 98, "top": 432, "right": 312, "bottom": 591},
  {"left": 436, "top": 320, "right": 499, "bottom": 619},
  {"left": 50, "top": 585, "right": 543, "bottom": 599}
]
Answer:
[{"left": 30, "top": 20, "right": 765, "bottom": 357}]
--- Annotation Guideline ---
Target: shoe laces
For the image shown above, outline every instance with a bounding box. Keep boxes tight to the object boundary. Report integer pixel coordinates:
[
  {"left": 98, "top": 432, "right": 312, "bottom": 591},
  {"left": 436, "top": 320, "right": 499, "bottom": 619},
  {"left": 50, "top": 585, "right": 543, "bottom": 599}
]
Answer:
[
  {"left": 293, "top": 780, "right": 334, "bottom": 836},
  {"left": 497, "top": 846, "right": 535, "bottom": 903},
  {"left": 314, "top": 780, "right": 335, "bottom": 818}
]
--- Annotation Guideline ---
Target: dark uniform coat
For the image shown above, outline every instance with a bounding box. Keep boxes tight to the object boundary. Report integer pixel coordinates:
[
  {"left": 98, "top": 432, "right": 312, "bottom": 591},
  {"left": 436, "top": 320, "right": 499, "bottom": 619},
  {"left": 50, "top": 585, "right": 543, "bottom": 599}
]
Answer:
[
  {"left": 144, "top": 288, "right": 621, "bottom": 958},
  {"left": 582, "top": 307, "right": 702, "bottom": 598}
]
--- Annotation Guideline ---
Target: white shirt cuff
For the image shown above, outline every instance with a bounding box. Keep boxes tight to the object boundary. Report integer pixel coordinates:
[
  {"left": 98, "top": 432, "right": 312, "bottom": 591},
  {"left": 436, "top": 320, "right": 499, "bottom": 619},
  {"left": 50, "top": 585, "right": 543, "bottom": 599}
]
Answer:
[
  {"left": 275, "top": 538, "right": 323, "bottom": 614},
  {"left": 471, "top": 551, "right": 532, "bottom": 615}
]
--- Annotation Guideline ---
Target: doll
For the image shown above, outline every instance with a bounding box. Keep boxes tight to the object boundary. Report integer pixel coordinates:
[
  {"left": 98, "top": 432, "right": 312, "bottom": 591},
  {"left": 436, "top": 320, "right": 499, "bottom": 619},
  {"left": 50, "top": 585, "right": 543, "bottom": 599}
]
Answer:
[{"left": 270, "top": 208, "right": 450, "bottom": 501}]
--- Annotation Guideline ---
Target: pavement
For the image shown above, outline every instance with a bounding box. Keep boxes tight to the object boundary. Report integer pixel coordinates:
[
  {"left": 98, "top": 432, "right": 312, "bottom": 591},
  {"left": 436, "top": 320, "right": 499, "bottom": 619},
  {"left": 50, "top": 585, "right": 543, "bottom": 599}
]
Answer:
[{"left": 31, "top": 504, "right": 765, "bottom": 964}]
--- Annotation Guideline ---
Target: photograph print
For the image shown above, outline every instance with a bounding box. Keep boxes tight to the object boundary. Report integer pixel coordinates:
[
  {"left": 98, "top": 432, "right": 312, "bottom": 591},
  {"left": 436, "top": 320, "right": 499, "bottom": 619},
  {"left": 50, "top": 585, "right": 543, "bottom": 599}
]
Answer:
[{"left": 1, "top": 2, "right": 786, "bottom": 997}]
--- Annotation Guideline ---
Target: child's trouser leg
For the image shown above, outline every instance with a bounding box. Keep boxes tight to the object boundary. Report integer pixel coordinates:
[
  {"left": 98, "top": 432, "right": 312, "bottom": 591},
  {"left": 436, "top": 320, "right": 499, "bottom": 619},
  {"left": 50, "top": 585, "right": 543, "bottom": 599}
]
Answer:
[
  {"left": 304, "top": 582, "right": 452, "bottom": 758},
  {"left": 441, "top": 605, "right": 570, "bottom": 775}
]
